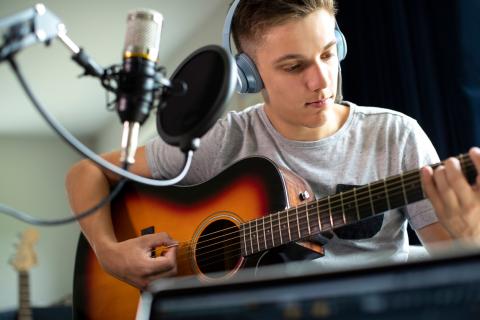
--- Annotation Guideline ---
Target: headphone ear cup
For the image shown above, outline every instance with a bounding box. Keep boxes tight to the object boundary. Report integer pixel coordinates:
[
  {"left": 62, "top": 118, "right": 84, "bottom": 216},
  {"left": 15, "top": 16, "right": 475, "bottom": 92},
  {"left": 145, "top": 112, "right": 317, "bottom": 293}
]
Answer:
[
  {"left": 236, "top": 53, "right": 264, "bottom": 93},
  {"left": 335, "top": 28, "right": 347, "bottom": 62}
]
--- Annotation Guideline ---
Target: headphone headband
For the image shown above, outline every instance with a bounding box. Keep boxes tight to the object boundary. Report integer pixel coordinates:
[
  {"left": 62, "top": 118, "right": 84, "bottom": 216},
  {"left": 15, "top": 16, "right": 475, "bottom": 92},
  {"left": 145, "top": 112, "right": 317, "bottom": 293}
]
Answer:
[{"left": 222, "top": 0, "right": 240, "bottom": 55}]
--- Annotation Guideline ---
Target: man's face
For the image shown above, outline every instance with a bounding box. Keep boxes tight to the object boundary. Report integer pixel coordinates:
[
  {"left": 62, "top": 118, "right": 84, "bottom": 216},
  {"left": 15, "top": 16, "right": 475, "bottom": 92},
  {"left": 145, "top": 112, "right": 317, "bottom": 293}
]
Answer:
[{"left": 252, "top": 9, "right": 340, "bottom": 137}]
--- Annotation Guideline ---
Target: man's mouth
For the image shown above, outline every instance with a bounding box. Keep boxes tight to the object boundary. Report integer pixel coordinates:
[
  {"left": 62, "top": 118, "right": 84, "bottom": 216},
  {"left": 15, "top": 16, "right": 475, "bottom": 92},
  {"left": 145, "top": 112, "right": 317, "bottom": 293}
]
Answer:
[{"left": 306, "top": 97, "right": 331, "bottom": 107}]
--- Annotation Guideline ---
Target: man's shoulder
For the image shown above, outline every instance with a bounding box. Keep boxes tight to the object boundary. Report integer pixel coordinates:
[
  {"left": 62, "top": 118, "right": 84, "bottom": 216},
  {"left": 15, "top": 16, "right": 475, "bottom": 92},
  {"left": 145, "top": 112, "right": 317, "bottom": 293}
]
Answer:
[
  {"left": 220, "top": 102, "right": 265, "bottom": 126},
  {"left": 226, "top": 102, "right": 264, "bottom": 117},
  {"left": 347, "top": 102, "right": 417, "bottom": 126}
]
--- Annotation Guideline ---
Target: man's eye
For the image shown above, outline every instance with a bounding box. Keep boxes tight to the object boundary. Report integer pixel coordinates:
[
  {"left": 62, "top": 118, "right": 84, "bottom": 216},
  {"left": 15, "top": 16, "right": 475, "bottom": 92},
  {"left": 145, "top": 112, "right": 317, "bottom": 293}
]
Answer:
[
  {"left": 322, "top": 52, "right": 336, "bottom": 60},
  {"left": 284, "top": 64, "right": 302, "bottom": 72}
]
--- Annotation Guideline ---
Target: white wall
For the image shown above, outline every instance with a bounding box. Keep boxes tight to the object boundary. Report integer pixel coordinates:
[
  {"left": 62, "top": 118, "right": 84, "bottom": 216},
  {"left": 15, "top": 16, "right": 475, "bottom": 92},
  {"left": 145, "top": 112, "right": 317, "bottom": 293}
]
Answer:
[{"left": 0, "top": 135, "right": 87, "bottom": 309}]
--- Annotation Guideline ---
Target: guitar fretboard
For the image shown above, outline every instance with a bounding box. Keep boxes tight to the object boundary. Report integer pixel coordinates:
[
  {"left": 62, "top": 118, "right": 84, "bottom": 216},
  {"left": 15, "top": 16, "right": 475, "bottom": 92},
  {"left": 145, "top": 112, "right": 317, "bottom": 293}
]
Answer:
[
  {"left": 240, "top": 153, "right": 476, "bottom": 256},
  {"left": 18, "top": 271, "right": 32, "bottom": 320}
]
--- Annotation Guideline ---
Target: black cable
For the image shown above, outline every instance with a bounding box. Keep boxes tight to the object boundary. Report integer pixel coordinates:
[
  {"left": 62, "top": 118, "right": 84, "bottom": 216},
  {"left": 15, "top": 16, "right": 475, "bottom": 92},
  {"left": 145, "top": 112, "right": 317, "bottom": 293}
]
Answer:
[{"left": 0, "top": 178, "right": 128, "bottom": 226}]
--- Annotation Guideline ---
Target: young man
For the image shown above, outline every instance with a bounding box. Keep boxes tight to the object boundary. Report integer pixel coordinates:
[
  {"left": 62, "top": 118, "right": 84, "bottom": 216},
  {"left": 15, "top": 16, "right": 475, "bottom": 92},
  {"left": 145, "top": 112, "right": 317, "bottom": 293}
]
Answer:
[{"left": 66, "top": 0, "right": 479, "bottom": 289}]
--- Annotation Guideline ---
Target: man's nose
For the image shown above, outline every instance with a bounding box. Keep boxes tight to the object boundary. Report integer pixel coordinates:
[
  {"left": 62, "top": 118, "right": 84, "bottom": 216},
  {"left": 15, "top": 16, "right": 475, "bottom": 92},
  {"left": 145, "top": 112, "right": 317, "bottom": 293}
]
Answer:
[{"left": 305, "top": 60, "right": 329, "bottom": 92}]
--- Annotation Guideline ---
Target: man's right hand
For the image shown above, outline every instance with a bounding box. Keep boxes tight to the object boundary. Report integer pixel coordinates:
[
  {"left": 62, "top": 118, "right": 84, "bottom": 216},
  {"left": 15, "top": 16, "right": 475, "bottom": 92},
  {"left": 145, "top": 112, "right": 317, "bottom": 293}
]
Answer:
[
  {"left": 94, "top": 232, "right": 178, "bottom": 289},
  {"left": 66, "top": 147, "right": 180, "bottom": 289}
]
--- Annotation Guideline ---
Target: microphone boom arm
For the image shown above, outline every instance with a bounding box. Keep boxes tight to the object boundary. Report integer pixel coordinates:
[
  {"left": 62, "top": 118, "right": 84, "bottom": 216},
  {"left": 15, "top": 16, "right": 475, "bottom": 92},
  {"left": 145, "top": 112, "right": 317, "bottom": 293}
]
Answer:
[
  {"left": 0, "top": 4, "right": 61, "bottom": 61},
  {"left": 0, "top": 3, "right": 104, "bottom": 78}
]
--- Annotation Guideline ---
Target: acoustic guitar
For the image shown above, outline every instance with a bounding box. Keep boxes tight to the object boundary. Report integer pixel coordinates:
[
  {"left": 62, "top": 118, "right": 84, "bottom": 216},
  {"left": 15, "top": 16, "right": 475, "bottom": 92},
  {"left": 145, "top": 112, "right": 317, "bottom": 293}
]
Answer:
[
  {"left": 73, "top": 155, "right": 477, "bottom": 319},
  {"left": 10, "top": 228, "right": 39, "bottom": 320}
]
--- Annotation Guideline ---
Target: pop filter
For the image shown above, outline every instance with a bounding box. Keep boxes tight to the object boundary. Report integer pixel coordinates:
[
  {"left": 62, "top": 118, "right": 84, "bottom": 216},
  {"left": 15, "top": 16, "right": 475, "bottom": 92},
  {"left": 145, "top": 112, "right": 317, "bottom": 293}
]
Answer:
[{"left": 156, "top": 44, "right": 236, "bottom": 152}]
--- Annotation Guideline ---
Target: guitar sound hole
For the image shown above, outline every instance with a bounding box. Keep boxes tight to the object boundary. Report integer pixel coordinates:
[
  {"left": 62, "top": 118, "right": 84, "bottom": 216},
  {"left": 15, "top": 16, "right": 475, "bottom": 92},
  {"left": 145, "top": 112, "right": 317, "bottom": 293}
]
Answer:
[{"left": 195, "top": 219, "right": 241, "bottom": 278}]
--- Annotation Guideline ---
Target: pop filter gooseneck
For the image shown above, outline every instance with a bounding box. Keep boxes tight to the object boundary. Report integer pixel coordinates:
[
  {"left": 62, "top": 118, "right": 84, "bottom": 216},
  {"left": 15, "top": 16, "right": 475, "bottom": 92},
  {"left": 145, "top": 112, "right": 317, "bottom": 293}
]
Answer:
[{"left": 156, "top": 45, "right": 236, "bottom": 152}]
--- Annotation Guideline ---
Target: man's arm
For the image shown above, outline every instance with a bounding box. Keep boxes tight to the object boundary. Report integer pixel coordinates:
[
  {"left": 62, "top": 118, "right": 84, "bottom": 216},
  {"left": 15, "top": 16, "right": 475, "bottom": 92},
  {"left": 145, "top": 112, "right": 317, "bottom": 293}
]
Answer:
[
  {"left": 420, "top": 147, "right": 480, "bottom": 246},
  {"left": 65, "top": 146, "right": 177, "bottom": 289},
  {"left": 415, "top": 222, "right": 453, "bottom": 253}
]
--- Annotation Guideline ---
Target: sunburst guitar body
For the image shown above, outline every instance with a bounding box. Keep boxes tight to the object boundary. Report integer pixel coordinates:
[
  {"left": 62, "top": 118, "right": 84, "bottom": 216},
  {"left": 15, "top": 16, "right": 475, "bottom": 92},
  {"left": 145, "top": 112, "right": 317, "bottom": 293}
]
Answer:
[{"left": 73, "top": 157, "right": 315, "bottom": 320}]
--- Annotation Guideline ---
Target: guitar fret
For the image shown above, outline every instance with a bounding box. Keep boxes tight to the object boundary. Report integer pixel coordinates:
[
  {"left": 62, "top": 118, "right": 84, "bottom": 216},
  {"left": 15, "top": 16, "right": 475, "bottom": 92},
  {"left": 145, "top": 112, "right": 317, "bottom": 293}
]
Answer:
[
  {"left": 356, "top": 186, "right": 373, "bottom": 220},
  {"left": 240, "top": 223, "right": 248, "bottom": 257},
  {"left": 316, "top": 200, "right": 323, "bottom": 231},
  {"left": 367, "top": 183, "right": 375, "bottom": 215},
  {"left": 307, "top": 202, "right": 320, "bottom": 234},
  {"left": 319, "top": 198, "right": 331, "bottom": 231},
  {"left": 261, "top": 216, "right": 266, "bottom": 251},
  {"left": 255, "top": 219, "right": 260, "bottom": 252},
  {"left": 296, "top": 206, "right": 301, "bottom": 239},
  {"left": 277, "top": 211, "right": 284, "bottom": 245},
  {"left": 268, "top": 214, "right": 274, "bottom": 249},
  {"left": 266, "top": 215, "right": 273, "bottom": 249},
  {"left": 306, "top": 203, "right": 311, "bottom": 235},
  {"left": 371, "top": 181, "right": 389, "bottom": 214},
  {"left": 286, "top": 209, "right": 292, "bottom": 241},
  {"left": 298, "top": 204, "right": 309, "bottom": 239},
  {"left": 249, "top": 221, "right": 254, "bottom": 254},
  {"left": 387, "top": 176, "right": 407, "bottom": 209},
  {"left": 354, "top": 188, "right": 360, "bottom": 221},
  {"left": 288, "top": 207, "right": 299, "bottom": 241},
  {"left": 340, "top": 192, "right": 346, "bottom": 224},
  {"left": 241, "top": 224, "right": 248, "bottom": 256},
  {"left": 331, "top": 194, "right": 345, "bottom": 227},
  {"left": 328, "top": 196, "right": 334, "bottom": 227},
  {"left": 344, "top": 192, "right": 357, "bottom": 224},
  {"left": 383, "top": 179, "right": 391, "bottom": 210},
  {"left": 406, "top": 173, "right": 424, "bottom": 203}
]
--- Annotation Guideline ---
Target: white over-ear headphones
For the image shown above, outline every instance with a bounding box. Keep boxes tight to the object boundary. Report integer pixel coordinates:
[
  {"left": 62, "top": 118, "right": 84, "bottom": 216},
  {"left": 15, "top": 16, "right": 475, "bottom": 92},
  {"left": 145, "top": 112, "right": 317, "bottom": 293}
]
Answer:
[{"left": 222, "top": 0, "right": 348, "bottom": 94}]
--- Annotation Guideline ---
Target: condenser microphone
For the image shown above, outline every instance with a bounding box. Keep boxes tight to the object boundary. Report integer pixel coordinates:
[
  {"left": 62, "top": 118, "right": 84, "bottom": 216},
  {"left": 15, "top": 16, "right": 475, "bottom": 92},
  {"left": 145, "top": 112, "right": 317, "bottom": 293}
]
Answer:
[{"left": 117, "top": 9, "right": 163, "bottom": 165}]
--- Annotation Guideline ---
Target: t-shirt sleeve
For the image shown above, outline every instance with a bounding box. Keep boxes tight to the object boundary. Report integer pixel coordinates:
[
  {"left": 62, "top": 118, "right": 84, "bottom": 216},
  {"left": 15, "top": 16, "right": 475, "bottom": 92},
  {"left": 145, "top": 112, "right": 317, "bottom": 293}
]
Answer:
[
  {"left": 145, "top": 116, "right": 231, "bottom": 185},
  {"left": 401, "top": 119, "right": 440, "bottom": 230}
]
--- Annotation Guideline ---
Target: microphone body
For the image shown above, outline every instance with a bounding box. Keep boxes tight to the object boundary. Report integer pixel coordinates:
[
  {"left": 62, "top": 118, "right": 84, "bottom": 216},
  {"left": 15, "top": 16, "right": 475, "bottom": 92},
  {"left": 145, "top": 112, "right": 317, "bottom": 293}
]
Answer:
[{"left": 117, "top": 9, "right": 163, "bottom": 165}]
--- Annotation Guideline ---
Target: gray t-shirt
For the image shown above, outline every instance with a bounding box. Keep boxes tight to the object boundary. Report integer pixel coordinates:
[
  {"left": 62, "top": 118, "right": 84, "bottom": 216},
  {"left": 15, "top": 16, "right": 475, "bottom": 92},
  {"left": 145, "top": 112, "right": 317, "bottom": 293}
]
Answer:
[{"left": 146, "top": 102, "right": 440, "bottom": 266}]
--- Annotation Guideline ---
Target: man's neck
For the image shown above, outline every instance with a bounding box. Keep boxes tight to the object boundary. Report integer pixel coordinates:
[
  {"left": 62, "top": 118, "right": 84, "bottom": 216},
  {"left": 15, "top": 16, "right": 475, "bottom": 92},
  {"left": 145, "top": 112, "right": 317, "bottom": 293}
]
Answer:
[{"left": 264, "top": 103, "right": 350, "bottom": 141}]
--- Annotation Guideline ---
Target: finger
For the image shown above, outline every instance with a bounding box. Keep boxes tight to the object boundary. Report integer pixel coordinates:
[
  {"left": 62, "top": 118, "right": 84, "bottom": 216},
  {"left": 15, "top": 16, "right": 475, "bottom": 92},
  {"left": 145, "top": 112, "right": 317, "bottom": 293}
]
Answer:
[
  {"left": 146, "top": 251, "right": 178, "bottom": 278},
  {"left": 141, "top": 232, "right": 178, "bottom": 249},
  {"left": 162, "top": 243, "right": 178, "bottom": 259},
  {"left": 421, "top": 166, "right": 444, "bottom": 213},
  {"left": 443, "top": 157, "right": 474, "bottom": 208},
  {"left": 469, "top": 147, "right": 480, "bottom": 186},
  {"left": 432, "top": 165, "right": 460, "bottom": 216}
]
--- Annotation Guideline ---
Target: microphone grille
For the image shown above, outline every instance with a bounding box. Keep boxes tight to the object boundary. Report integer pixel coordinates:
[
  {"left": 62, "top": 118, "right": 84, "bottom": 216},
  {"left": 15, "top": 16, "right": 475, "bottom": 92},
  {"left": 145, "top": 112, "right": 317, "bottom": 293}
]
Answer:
[{"left": 124, "top": 9, "right": 163, "bottom": 61}]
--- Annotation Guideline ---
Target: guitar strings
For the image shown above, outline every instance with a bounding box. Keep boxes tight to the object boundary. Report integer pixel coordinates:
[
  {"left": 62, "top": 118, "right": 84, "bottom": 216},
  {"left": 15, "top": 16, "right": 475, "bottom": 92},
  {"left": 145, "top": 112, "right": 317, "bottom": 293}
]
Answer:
[
  {"left": 203, "top": 156, "right": 477, "bottom": 251},
  {"left": 153, "top": 156, "right": 475, "bottom": 267},
  {"left": 155, "top": 169, "right": 477, "bottom": 271},
  {"left": 172, "top": 158, "right": 476, "bottom": 264},
  {"left": 155, "top": 158, "right": 475, "bottom": 263},
  {"left": 156, "top": 175, "right": 475, "bottom": 269},
  {"left": 169, "top": 157, "right": 475, "bottom": 258},
  {"left": 178, "top": 159, "right": 477, "bottom": 269}
]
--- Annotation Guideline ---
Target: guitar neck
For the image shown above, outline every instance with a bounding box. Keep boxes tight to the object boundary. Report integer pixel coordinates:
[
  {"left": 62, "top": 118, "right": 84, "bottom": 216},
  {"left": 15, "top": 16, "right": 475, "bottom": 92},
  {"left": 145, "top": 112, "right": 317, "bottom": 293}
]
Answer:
[
  {"left": 18, "top": 271, "right": 32, "bottom": 320},
  {"left": 241, "top": 153, "right": 477, "bottom": 256}
]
